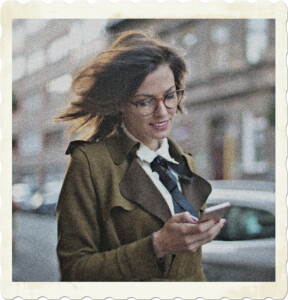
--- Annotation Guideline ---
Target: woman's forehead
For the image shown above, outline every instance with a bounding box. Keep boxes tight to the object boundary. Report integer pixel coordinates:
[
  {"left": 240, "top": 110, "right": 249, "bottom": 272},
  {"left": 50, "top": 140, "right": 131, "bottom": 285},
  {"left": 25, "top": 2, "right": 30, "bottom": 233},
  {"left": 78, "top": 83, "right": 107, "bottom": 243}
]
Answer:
[{"left": 135, "top": 64, "right": 175, "bottom": 96}]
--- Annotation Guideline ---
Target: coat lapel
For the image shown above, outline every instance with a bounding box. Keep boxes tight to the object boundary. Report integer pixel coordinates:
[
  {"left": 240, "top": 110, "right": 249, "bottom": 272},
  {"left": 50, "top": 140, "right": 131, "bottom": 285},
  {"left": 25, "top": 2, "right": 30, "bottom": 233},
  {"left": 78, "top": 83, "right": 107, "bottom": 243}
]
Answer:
[
  {"left": 107, "top": 129, "right": 211, "bottom": 221},
  {"left": 180, "top": 174, "right": 212, "bottom": 213},
  {"left": 168, "top": 139, "right": 212, "bottom": 214},
  {"left": 119, "top": 158, "right": 172, "bottom": 223}
]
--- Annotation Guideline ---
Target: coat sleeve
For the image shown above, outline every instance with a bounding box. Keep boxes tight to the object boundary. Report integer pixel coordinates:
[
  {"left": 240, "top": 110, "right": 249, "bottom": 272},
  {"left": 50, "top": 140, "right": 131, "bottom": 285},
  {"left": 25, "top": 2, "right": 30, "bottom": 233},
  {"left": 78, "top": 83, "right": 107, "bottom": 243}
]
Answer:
[{"left": 56, "top": 147, "right": 164, "bottom": 281}]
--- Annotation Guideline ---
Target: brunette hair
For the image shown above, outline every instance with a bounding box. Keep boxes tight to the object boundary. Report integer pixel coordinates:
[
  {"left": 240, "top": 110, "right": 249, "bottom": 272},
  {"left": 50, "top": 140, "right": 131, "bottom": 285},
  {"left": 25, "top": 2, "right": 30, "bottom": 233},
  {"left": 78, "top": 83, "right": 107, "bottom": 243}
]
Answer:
[{"left": 58, "top": 30, "right": 187, "bottom": 141}]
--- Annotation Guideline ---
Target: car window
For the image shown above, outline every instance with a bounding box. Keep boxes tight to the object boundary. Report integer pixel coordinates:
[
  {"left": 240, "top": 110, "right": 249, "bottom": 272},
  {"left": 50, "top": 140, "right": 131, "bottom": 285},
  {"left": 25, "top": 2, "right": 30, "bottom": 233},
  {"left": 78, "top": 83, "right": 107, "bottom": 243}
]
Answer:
[{"left": 215, "top": 206, "right": 275, "bottom": 241}]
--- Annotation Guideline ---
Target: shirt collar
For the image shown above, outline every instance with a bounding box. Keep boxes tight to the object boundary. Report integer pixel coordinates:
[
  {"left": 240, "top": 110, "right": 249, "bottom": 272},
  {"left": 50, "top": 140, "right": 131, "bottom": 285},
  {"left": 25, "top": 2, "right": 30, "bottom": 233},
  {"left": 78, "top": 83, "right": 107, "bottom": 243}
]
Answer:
[{"left": 121, "top": 122, "right": 177, "bottom": 164}]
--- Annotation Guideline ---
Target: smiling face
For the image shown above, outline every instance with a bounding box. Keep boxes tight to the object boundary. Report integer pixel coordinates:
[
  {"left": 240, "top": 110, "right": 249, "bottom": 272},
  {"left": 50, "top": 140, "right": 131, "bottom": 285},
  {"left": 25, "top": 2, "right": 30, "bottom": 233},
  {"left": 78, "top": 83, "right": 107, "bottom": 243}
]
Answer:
[{"left": 121, "top": 64, "right": 177, "bottom": 151}]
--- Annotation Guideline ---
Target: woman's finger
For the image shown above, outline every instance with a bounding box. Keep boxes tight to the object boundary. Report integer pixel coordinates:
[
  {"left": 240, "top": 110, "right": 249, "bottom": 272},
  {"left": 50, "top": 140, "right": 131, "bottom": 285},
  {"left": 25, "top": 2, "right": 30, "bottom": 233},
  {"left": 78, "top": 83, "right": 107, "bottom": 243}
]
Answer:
[
  {"left": 171, "top": 211, "right": 199, "bottom": 224},
  {"left": 188, "top": 219, "right": 227, "bottom": 247},
  {"left": 196, "top": 218, "right": 226, "bottom": 233},
  {"left": 182, "top": 218, "right": 225, "bottom": 242}
]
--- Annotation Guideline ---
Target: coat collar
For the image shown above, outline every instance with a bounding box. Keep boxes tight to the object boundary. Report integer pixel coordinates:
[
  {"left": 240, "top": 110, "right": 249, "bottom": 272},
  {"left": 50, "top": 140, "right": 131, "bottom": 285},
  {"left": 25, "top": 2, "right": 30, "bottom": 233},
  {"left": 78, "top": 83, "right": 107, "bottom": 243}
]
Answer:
[
  {"left": 105, "top": 128, "right": 140, "bottom": 165},
  {"left": 105, "top": 127, "right": 193, "bottom": 169}
]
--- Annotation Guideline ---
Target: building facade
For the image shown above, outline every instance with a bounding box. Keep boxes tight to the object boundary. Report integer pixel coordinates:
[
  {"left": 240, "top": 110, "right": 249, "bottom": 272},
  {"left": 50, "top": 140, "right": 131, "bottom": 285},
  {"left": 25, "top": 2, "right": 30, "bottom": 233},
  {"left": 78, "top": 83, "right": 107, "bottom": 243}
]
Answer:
[{"left": 12, "top": 19, "right": 275, "bottom": 188}]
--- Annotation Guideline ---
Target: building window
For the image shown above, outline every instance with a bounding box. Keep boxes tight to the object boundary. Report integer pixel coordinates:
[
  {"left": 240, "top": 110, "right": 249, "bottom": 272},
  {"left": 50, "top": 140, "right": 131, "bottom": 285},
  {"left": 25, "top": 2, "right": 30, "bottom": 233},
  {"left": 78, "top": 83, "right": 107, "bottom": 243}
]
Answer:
[
  {"left": 12, "top": 135, "right": 18, "bottom": 152},
  {"left": 182, "top": 33, "right": 198, "bottom": 82},
  {"left": 82, "top": 19, "right": 106, "bottom": 44},
  {"left": 211, "top": 25, "right": 230, "bottom": 44},
  {"left": 242, "top": 111, "right": 268, "bottom": 174},
  {"left": 246, "top": 19, "right": 269, "bottom": 64},
  {"left": 69, "top": 19, "right": 107, "bottom": 51},
  {"left": 23, "top": 93, "right": 42, "bottom": 113},
  {"left": 210, "top": 24, "right": 230, "bottom": 72},
  {"left": 13, "top": 23, "right": 25, "bottom": 52},
  {"left": 48, "top": 34, "right": 70, "bottom": 63},
  {"left": 12, "top": 92, "right": 19, "bottom": 112},
  {"left": 69, "top": 21, "right": 83, "bottom": 51},
  {"left": 27, "top": 50, "right": 45, "bottom": 74},
  {"left": 47, "top": 74, "right": 72, "bottom": 94},
  {"left": 25, "top": 19, "right": 49, "bottom": 36},
  {"left": 183, "top": 33, "right": 198, "bottom": 47},
  {"left": 13, "top": 55, "right": 25, "bottom": 81},
  {"left": 185, "top": 57, "right": 198, "bottom": 82},
  {"left": 20, "top": 132, "right": 42, "bottom": 156}
]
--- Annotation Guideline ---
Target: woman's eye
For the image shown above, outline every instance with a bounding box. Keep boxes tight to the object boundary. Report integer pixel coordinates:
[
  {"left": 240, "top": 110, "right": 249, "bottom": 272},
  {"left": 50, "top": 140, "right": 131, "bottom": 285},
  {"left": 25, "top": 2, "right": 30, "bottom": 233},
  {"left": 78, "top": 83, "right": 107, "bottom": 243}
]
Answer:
[
  {"left": 165, "top": 92, "right": 176, "bottom": 100},
  {"left": 138, "top": 99, "right": 153, "bottom": 107}
]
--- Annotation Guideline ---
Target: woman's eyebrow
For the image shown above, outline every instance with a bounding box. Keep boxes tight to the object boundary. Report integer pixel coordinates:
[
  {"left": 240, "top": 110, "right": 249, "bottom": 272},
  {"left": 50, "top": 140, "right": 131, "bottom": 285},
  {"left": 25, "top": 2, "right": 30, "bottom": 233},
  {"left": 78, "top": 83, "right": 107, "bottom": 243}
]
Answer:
[{"left": 134, "top": 85, "right": 176, "bottom": 98}]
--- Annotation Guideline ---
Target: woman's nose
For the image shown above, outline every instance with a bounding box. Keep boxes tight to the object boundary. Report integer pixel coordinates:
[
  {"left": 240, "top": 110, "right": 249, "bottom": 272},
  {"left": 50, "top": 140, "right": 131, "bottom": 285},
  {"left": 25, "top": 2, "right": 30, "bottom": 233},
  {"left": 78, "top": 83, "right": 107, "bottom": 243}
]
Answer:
[{"left": 154, "top": 100, "right": 168, "bottom": 117}]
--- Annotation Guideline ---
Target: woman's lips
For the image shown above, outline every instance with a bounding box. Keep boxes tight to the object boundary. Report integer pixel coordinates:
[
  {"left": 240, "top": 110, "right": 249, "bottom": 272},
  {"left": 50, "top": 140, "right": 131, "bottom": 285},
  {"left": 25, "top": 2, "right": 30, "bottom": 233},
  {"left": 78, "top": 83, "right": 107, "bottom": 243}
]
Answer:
[{"left": 150, "top": 120, "right": 169, "bottom": 130}]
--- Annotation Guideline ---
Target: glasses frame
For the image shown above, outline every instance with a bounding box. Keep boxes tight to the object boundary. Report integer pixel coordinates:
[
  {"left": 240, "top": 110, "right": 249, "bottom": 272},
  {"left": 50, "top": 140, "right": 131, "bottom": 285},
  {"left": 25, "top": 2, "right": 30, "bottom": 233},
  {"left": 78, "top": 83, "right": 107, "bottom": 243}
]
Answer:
[{"left": 130, "top": 89, "right": 185, "bottom": 116}]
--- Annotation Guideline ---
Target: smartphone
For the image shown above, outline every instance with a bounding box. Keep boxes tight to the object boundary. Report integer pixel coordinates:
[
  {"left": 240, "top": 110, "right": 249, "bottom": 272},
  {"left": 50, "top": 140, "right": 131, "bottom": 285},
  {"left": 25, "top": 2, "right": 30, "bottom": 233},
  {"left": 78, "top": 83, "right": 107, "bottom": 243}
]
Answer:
[{"left": 198, "top": 202, "right": 231, "bottom": 223}]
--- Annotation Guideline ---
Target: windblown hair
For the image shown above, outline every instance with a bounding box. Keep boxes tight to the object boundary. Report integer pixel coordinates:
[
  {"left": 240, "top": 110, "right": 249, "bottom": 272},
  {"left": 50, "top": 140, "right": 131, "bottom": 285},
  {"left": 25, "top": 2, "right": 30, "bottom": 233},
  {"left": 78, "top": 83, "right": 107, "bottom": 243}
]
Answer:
[{"left": 57, "top": 30, "right": 187, "bottom": 141}]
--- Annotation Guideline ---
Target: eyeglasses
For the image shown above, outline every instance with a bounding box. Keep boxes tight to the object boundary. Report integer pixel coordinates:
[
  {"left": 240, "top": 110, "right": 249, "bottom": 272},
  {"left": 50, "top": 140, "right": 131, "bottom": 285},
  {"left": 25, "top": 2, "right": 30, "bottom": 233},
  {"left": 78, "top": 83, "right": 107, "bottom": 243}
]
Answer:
[{"left": 130, "top": 89, "right": 184, "bottom": 116}]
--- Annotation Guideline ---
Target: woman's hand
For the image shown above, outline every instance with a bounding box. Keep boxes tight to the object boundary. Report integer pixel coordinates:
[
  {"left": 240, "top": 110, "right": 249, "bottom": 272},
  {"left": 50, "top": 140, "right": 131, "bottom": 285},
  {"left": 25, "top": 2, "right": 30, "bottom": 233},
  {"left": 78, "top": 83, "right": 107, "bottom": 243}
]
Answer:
[{"left": 152, "top": 212, "right": 226, "bottom": 259}]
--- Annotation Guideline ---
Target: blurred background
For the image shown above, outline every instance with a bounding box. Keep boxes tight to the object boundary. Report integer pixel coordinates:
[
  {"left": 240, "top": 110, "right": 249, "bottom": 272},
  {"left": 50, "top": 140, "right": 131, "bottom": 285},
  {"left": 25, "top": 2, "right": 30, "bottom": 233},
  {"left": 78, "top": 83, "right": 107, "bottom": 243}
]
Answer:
[{"left": 12, "top": 19, "right": 275, "bottom": 282}]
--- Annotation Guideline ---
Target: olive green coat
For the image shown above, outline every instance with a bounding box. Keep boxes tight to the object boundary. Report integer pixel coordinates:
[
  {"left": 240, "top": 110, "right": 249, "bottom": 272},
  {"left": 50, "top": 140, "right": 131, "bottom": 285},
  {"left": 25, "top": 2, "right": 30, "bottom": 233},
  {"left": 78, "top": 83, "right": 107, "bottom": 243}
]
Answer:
[{"left": 56, "top": 129, "right": 212, "bottom": 281}]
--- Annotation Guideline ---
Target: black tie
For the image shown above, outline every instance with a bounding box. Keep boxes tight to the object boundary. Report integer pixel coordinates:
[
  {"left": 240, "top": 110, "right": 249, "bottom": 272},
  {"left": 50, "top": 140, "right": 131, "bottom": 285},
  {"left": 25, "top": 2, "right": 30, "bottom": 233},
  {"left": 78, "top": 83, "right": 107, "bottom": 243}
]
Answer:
[{"left": 150, "top": 155, "right": 198, "bottom": 217}]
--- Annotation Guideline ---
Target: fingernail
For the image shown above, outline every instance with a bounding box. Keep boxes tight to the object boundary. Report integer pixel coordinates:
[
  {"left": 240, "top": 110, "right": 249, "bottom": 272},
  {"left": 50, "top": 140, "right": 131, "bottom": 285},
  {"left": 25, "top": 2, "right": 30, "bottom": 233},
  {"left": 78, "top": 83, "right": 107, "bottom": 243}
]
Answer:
[
  {"left": 191, "top": 216, "right": 199, "bottom": 222},
  {"left": 221, "top": 219, "right": 227, "bottom": 225}
]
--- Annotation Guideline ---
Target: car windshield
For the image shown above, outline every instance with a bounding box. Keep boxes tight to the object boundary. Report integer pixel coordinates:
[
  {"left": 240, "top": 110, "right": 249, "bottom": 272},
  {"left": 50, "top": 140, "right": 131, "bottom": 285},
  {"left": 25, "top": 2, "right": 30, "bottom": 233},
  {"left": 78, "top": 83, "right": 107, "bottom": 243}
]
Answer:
[{"left": 215, "top": 205, "right": 275, "bottom": 241}]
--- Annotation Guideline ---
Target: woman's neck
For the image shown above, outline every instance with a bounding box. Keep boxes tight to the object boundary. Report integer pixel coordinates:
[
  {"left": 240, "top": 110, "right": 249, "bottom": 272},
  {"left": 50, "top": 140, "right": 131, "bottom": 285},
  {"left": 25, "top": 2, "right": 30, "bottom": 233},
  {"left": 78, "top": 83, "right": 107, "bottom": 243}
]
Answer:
[{"left": 121, "top": 122, "right": 162, "bottom": 151}]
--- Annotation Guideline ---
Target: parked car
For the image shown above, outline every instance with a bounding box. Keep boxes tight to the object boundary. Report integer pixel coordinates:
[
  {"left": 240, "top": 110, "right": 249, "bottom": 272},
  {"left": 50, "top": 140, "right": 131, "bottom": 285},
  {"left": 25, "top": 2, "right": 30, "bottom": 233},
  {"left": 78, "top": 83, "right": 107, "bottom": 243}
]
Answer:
[
  {"left": 12, "top": 183, "right": 34, "bottom": 212},
  {"left": 202, "top": 180, "right": 275, "bottom": 282},
  {"left": 30, "top": 181, "right": 62, "bottom": 215}
]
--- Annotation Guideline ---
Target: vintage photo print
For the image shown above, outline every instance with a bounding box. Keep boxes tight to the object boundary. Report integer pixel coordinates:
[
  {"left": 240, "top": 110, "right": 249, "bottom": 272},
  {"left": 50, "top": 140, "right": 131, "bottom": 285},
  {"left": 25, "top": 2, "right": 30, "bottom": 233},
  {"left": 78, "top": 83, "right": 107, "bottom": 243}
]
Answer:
[{"left": 1, "top": 0, "right": 287, "bottom": 299}]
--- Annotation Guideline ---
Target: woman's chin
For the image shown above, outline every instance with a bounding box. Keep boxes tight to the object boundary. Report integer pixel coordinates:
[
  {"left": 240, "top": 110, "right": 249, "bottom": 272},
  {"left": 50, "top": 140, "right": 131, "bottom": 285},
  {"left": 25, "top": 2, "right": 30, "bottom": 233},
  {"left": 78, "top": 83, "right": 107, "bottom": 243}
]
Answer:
[{"left": 151, "top": 130, "right": 170, "bottom": 141}]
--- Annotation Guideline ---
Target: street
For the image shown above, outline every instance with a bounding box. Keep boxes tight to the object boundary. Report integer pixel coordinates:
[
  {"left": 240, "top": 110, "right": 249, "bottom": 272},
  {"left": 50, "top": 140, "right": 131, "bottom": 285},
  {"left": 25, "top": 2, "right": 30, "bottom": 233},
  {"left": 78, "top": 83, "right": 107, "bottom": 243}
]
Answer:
[{"left": 13, "top": 211, "right": 60, "bottom": 281}]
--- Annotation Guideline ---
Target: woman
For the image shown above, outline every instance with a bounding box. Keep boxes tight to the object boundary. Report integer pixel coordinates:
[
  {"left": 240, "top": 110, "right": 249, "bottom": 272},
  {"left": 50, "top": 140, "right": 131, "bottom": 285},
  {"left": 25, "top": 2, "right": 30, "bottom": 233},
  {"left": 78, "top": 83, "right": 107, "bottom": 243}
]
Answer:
[{"left": 56, "top": 30, "right": 226, "bottom": 281}]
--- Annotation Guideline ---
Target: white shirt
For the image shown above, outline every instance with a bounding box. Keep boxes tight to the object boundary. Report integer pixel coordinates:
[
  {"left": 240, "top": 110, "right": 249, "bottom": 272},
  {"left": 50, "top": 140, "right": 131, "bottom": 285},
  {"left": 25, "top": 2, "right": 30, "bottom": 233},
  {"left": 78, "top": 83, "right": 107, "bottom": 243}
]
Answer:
[{"left": 121, "top": 123, "right": 181, "bottom": 215}]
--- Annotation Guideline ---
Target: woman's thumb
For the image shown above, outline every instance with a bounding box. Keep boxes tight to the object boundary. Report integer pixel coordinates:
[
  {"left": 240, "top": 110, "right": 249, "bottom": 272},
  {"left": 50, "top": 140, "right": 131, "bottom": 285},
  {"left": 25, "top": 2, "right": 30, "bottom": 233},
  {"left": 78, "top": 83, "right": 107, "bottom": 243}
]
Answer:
[{"left": 171, "top": 211, "right": 198, "bottom": 224}]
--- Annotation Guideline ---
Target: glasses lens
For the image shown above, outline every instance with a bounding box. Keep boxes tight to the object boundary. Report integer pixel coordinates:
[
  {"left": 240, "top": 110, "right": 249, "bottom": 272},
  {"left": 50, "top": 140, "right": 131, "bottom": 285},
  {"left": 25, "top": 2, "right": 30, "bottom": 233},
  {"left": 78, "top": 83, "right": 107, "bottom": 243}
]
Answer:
[
  {"left": 133, "top": 89, "right": 184, "bottom": 115},
  {"left": 137, "top": 98, "right": 157, "bottom": 116},
  {"left": 165, "top": 90, "right": 182, "bottom": 108}
]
